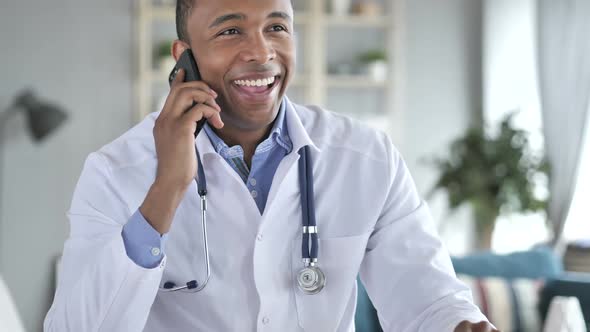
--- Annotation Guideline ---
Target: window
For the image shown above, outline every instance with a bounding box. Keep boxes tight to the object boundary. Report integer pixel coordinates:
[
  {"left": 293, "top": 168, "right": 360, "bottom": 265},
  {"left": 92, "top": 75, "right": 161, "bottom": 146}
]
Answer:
[
  {"left": 563, "top": 111, "right": 590, "bottom": 240},
  {"left": 484, "top": 0, "right": 551, "bottom": 253}
]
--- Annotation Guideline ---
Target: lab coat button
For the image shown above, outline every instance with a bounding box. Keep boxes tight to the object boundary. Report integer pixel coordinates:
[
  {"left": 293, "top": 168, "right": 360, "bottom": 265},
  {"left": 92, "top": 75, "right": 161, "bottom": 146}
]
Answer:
[
  {"left": 262, "top": 316, "right": 270, "bottom": 325},
  {"left": 257, "top": 234, "right": 263, "bottom": 241},
  {"left": 151, "top": 247, "right": 161, "bottom": 256}
]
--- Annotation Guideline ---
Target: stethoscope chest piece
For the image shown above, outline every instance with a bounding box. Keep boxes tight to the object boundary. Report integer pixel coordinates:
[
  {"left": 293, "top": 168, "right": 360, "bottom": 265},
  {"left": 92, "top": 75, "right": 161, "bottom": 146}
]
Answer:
[{"left": 297, "top": 265, "right": 326, "bottom": 295}]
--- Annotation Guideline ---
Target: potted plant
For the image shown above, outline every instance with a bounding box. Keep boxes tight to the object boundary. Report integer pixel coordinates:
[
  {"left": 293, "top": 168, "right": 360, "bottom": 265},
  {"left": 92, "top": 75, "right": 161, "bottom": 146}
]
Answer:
[
  {"left": 351, "top": 0, "right": 382, "bottom": 16},
  {"left": 154, "top": 40, "right": 175, "bottom": 73},
  {"left": 357, "top": 49, "right": 388, "bottom": 82},
  {"left": 428, "top": 112, "right": 550, "bottom": 250},
  {"left": 330, "top": 0, "right": 353, "bottom": 16}
]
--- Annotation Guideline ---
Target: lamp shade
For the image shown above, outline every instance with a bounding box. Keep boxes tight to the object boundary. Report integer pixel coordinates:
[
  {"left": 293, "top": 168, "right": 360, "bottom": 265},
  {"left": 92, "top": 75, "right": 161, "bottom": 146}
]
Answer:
[{"left": 13, "top": 90, "right": 68, "bottom": 141}]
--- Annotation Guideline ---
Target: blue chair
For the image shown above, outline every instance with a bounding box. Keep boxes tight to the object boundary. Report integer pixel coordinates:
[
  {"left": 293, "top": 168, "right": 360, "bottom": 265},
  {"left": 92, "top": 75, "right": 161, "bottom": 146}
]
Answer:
[{"left": 354, "top": 247, "right": 590, "bottom": 331}]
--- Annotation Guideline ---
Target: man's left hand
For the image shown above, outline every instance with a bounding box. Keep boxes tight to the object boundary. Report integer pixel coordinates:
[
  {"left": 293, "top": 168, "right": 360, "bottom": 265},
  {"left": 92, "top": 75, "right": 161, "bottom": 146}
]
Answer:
[{"left": 454, "top": 320, "right": 499, "bottom": 332}]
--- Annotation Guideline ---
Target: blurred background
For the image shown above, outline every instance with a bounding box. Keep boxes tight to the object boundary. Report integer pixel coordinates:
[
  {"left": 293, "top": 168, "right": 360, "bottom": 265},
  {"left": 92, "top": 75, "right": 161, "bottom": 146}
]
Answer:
[{"left": 1, "top": 0, "right": 589, "bottom": 331}]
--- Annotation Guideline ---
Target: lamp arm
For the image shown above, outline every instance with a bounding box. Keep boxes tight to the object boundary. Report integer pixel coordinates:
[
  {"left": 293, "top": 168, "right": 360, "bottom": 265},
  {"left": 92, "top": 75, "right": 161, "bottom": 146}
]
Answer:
[{"left": 0, "top": 106, "right": 21, "bottom": 125}]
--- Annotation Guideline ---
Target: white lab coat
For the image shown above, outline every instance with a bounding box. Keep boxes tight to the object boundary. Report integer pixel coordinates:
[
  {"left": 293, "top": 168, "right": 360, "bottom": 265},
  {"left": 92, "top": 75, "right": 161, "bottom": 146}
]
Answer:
[{"left": 44, "top": 98, "right": 488, "bottom": 331}]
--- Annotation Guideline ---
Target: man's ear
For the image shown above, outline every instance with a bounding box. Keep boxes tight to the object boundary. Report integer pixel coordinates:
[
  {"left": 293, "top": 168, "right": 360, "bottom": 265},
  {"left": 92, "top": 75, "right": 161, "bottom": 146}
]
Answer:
[{"left": 172, "top": 40, "right": 190, "bottom": 61}]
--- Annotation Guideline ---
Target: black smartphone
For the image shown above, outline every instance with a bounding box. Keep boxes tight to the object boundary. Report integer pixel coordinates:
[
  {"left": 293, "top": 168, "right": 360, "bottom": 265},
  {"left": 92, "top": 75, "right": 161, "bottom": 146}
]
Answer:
[{"left": 168, "top": 49, "right": 207, "bottom": 136}]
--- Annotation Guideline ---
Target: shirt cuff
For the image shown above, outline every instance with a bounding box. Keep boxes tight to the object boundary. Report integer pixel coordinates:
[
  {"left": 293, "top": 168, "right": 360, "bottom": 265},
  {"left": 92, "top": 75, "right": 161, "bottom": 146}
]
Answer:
[{"left": 121, "top": 209, "right": 168, "bottom": 269}]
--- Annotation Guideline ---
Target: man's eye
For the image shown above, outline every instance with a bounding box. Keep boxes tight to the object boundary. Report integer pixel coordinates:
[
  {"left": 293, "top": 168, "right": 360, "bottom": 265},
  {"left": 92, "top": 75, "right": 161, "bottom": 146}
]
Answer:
[
  {"left": 220, "top": 28, "right": 239, "bottom": 36},
  {"left": 269, "top": 25, "right": 287, "bottom": 32}
]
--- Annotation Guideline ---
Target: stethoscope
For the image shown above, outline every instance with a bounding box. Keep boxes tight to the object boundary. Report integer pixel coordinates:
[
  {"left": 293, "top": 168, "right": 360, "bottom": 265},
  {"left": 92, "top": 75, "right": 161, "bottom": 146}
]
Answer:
[{"left": 159, "top": 145, "right": 326, "bottom": 295}]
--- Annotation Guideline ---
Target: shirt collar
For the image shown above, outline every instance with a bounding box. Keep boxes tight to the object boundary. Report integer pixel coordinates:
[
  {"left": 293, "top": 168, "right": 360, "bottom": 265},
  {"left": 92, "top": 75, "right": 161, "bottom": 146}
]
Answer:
[
  {"left": 201, "top": 100, "right": 292, "bottom": 158},
  {"left": 269, "top": 101, "right": 292, "bottom": 152},
  {"left": 196, "top": 96, "right": 319, "bottom": 157}
]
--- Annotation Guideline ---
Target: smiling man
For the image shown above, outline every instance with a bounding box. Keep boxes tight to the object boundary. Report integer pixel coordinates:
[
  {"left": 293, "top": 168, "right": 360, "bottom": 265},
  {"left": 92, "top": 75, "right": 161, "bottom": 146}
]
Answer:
[{"left": 44, "top": 0, "right": 497, "bottom": 331}]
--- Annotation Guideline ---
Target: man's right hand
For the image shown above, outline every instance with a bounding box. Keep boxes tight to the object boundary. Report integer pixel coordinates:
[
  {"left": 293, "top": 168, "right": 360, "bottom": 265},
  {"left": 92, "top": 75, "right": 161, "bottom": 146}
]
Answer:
[{"left": 140, "top": 68, "right": 224, "bottom": 235}]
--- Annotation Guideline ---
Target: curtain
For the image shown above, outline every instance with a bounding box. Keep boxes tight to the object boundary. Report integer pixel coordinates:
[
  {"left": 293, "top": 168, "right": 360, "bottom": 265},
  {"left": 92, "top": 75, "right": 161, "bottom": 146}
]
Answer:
[{"left": 537, "top": 0, "right": 590, "bottom": 245}]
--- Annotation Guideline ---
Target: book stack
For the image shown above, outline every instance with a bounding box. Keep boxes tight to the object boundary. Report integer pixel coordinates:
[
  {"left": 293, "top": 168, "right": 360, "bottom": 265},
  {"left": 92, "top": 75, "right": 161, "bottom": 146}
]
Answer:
[{"left": 564, "top": 240, "right": 590, "bottom": 273}]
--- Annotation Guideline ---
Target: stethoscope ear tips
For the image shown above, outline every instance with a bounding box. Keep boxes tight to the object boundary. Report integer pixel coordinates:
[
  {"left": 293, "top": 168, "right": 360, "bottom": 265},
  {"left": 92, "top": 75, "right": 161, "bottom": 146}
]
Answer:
[
  {"left": 187, "top": 280, "right": 199, "bottom": 289},
  {"left": 162, "top": 280, "right": 199, "bottom": 290}
]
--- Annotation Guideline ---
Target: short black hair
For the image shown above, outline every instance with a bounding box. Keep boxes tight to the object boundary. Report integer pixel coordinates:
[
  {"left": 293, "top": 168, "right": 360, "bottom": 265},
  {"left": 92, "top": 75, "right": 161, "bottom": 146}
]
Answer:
[
  {"left": 176, "top": 0, "right": 194, "bottom": 43},
  {"left": 176, "top": 0, "right": 293, "bottom": 43}
]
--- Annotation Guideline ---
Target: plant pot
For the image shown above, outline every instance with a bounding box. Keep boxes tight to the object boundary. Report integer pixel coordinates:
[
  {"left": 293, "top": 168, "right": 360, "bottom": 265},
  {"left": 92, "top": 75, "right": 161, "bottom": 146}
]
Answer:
[
  {"left": 473, "top": 206, "right": 498, "bottom": 250},
  {"left": 366, "top": 61, "right": 388, "bottom": 82},
  {"left": 351, "top": 1, "right": 382, "bottom": 16},
  {"left": 475, "top": 222, "right": 495, "bottom": 251},
  {"left": 331, "top": 0, "right": 352, "bottom": 16}
]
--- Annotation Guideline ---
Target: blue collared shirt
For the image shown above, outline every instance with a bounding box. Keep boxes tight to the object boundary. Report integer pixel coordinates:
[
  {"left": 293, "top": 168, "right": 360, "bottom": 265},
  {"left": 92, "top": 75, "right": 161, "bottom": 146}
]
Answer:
[
  {"left": 122, "top": 101, "right": 293, "bottom": 268},
  {"left": 202, "top": 101, "right": 292, "bottom": 214}
]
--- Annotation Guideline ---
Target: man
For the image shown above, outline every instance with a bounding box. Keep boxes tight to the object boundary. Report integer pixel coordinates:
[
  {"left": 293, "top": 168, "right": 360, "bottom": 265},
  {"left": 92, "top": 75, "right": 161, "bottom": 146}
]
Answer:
[{"left": 44, "top": 0, "right": 498, "bottom": 331}]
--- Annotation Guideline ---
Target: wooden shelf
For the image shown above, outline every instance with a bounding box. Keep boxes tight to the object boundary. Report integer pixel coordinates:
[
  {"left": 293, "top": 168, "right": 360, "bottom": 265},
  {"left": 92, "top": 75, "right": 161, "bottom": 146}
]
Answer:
[
  {"left": 289, "top": 75, "right": 308, "bottom": 87},
  {"left": 294, "top": 13, "right": 310, "bottom": 25},
  {"left": 355, "top": 114, "right": 392, "bottom": 132},
  {"left": 146, "top": 69, "right": 169, "bottom": 83},
  {"left": 145, "top": 5, "right": 309, "bottom": 24},
  {"left": 324, "top": 15, "right": 391, "bottom": 27},
  {"left": 146, "top": 69, "right": 308, "bottom": 86},
  {"left": 135, "top": 0, "right": 401, "bottom": 122},
  {"left": 326, "top": 75, "right": 389, "bottom": 88},
  {"left": 146, "top": 5, "right": 175, "bottom": 20}
]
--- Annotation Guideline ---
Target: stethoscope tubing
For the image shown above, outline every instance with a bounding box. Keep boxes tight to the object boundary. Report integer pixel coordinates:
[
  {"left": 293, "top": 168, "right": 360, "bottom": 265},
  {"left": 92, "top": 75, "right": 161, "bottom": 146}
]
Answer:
[
  {"left": 159, "top": 148, "right": 212, "bottom": 292},
  {"left": 160, "top": 145, "right": 321, "bottom": 293},
  {"left": 298, "top": 146, "right": 319, "bottom": 262}
]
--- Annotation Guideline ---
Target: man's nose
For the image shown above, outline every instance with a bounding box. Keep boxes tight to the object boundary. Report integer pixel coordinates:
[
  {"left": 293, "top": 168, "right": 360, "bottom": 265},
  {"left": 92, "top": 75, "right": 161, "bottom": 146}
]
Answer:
[{"left": 240, "top": 32, "right": 276, "bottom": 64}]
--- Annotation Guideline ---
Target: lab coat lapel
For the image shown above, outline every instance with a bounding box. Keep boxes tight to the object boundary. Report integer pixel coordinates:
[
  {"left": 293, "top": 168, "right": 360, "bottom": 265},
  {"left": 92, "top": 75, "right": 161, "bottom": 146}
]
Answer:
[
  {"left": 264, "top": 152, "right": 300, "bottom": 217},
  {"left": 283, "top": 97, "right": 320, "bottom": 154},
  {"left": 262, "top": 98, "right": 321, "bottom": 226}
]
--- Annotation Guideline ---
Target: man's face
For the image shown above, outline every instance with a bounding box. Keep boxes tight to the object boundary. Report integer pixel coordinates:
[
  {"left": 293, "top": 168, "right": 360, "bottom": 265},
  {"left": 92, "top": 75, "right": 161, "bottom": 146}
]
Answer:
[{"left": 183, "top": 0, "right": 295, "bottom": 132}]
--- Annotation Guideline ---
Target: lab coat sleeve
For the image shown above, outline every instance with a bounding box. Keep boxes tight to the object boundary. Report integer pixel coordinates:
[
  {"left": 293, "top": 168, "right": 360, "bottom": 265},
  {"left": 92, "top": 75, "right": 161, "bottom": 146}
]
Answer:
[
  {"left": 358, "top": 136, "right": 490, "bottom": 332},
  {"left": 44, "top": 152, "right": 166, "bottom": 332}
]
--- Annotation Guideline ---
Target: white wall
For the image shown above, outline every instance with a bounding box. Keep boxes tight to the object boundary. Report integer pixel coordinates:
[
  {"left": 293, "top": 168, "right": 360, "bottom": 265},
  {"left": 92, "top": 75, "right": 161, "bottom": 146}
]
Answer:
[
  {"left": 400, "top": 0, "right": 483, "bottom": 254},
  {"left": 0, "top": 0, "right": 482, "bottom": 330},
  {"left": 0, "top": 1, "right": 134, "bottom": 331}
]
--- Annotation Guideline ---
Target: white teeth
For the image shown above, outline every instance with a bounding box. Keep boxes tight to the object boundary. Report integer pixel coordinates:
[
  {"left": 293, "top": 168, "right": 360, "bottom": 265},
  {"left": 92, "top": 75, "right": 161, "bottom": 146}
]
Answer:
[{"left": 234, "top": 76, "right": 276, "bottom": 87}]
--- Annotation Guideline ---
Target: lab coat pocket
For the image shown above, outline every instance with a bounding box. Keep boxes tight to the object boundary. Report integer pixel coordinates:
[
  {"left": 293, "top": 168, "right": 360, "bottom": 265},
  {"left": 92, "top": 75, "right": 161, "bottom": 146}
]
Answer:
[{"left": 292, "top": 231, "right": 371, "bottom": 332}]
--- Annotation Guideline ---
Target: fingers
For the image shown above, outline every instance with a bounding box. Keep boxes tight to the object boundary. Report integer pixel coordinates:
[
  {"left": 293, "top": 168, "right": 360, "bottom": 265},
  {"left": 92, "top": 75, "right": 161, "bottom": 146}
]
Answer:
[
  {"left": 170, "top": 74, "right": 217, "bottom": 103},
  {"left": 171, "top": 87, "right": 220, "bottom": 116},
  {"left": 171, "top": 67, "right": 185, "bottom": 88},
  {"left": 159, "top": 68, "right": 223, "bottom": 132},
  {"left": 184, "top": 103, "right": 224, "bottom": 129},
  {"left": 163, "top": 69, "right": 220, "bottom": 118}
]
